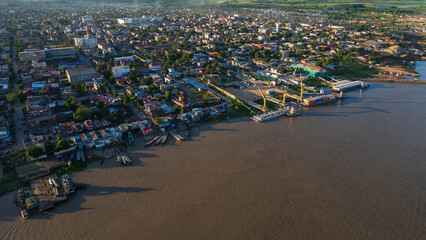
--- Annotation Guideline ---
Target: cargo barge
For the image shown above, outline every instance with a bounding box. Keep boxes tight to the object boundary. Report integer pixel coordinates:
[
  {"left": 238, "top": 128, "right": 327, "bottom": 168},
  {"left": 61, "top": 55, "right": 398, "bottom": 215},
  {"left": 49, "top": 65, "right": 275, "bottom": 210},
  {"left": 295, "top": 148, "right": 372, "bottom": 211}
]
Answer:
[
  {"left": 16, "top": 174, "right": 84, "bottom": 219},
  {"left": 251, "top": 108, "right": 287, "bottom": 122},
  {"left": 302, "top": 94, "right": 337, "bottom": 107}
]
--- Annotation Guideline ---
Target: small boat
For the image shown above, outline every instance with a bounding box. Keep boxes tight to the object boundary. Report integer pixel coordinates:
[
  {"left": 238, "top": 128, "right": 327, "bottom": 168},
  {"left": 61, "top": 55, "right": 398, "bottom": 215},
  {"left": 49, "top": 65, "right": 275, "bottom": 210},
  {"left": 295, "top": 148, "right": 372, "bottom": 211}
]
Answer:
[
  {"left": 145, "top": 136, "right": 160, "bottom": 147},
  {"left": 155, "top": 135, "right": 165, "bottom": 145},
  {"left": 160, "top": 134, "right": 168, "bottom": 145},
  {"left": 116, "top": 152, "right": 131, "bottom": 165},
  {"left": 285, "top": 106, "right": 300, "bottom": 117},
  {"left": 170, "top": 132, "right": 185, "bottom": 141},
  {"left": 121, "top": 152, "right": 131, "bottom": 164},
  {"left": 21, "top": 209, "right": 28, "bottom": 219}
]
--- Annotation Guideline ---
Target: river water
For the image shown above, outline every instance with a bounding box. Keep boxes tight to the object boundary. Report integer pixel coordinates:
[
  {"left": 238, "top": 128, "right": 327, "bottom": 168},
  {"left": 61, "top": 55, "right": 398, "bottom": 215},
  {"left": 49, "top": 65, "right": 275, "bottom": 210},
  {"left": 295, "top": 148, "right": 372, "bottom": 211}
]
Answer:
[
  {"left": 414, "top": 61, "right": 426, "bottom": 80},
  {"left": 0, "top": 83, "right": 425, "bottom": 240}
]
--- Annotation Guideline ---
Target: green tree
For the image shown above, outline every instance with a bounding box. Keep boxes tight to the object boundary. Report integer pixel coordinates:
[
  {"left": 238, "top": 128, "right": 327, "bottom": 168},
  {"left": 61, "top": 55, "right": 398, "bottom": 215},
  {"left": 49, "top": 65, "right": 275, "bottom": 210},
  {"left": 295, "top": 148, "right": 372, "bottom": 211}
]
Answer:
[
  {"left": 56, "top": 133, "right": 62, "bottom": 141},
  {"left": 6, "top": 93, "right": 17, "bottom": 104},
  {"left": 64, "top": 96, "right": 80, "bottom": 110},
  {"left": 26, "top": 147, "right": 44, "bottom": 158},
  {"left": 18, "top": 90, "right": 26, "bottom": 103},
  {"left": 21, "top": 106, "right": 27, "bottom": 115},
  {"left": 141, "top": 77, "right": 152, "bottom": 85},
  {"left": 73, "top": 105, "right": 94, "bottom": 122},
  {"left": 55, "top": 139, "right": 71, "bottom": 152},
  {"left": 173, "top": 106, "right": 181, "bottom": 113},
  {"left": 164, "top": 91, "right": 171, "bottom": 102},
  {"left": 44, "top": 140, "right": 55, "bottom": 153}
]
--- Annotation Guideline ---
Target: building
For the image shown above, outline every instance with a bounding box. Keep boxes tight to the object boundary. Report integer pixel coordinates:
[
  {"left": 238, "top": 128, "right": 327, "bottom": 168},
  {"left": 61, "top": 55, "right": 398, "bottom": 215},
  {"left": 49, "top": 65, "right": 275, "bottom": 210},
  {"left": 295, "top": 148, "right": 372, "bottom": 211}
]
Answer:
[
  {"left": 19, "top": 50, "right": 45, "bottom": 62},
  {"left": 81, "top": 17, "right": 93, "bottom": 24},
  {"left": 19, "top": 47, "right": 75, "bottom": 62},
  {"left": 292, "top": 63, "right": 331, "bottom": 77},
  {"left": 112, "top": 66, "right": 130, "bottom": 78},
  {"left": 117, "top": 17, "right": 161, "bottom": 25},
  {"left": 74, "top": 37, "right": 98, "bottom": 48},
  {"left": 276, "top": 23, "right": 280, "bottom": 33},
  {"left": 66, "top": 67, "right": 98, "bottom": 86}
]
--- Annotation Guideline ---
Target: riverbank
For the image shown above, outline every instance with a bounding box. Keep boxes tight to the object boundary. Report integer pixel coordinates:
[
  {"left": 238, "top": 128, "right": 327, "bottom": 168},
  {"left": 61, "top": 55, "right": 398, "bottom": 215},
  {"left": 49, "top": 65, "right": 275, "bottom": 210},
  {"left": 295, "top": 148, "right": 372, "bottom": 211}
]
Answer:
[{"left": 356, "top": 77, "right": 426, "bottom": 84}]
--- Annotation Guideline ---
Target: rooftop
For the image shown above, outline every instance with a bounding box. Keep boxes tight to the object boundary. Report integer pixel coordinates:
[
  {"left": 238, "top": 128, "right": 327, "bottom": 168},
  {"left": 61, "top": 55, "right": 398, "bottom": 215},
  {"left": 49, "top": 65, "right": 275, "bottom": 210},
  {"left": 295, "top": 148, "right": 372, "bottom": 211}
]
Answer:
[{"left": 66, "top": 67, "right": 98, "bottom": 77}]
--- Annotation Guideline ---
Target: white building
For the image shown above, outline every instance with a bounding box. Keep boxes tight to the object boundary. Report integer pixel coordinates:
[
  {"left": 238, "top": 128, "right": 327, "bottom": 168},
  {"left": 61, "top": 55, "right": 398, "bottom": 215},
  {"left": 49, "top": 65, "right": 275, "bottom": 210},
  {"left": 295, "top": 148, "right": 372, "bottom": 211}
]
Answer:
[
  {"left": 74, "top": 37, "right": 98, "bottom": 48},
  {"left": 82, "top": 17, "right": 93, "bottom": 24},
  {"left": 117, "top": 17, "right": 161, "bottom": 26},
  {"left": 276, "top": 23, "right": 280, "bottom": 33},
  {"left": 112, "top": 66, "right": 130, "bottom": 78}
]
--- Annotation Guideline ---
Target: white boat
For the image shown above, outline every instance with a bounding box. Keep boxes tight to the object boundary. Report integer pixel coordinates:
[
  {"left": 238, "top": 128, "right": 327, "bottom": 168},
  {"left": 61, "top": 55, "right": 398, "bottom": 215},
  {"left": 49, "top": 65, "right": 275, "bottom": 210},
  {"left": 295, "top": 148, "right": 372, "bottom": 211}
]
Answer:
[
  {"left": 160, "top": 134, "right": 168, "bottom": 145},
  {"left": 285, "top": 106, "right": 300, "bottom": 117},
  {"left": 170, "top": 132, "right": 185, "bottom": 141},
  {"left": 21, "top": 209, "right": 28, "bottom": 219}
]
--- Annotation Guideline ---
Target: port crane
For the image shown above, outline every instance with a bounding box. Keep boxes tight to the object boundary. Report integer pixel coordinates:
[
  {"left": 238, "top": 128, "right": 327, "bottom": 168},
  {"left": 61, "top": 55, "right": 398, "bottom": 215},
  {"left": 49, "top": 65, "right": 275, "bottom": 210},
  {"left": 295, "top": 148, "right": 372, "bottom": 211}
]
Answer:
[
  {"left": 282, "top": 74, "right": 304, "bottom": 105},
  {"left": 257, "top": 86, "right": 267, "bottom": 111}
]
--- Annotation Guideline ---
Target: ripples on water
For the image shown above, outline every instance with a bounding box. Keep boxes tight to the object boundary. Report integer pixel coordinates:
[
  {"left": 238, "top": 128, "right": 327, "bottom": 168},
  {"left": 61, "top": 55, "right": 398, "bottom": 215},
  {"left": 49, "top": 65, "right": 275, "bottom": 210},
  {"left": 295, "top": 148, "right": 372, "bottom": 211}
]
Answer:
[{"left": 0, "top": 83, "right": 425, "bottom": 240}]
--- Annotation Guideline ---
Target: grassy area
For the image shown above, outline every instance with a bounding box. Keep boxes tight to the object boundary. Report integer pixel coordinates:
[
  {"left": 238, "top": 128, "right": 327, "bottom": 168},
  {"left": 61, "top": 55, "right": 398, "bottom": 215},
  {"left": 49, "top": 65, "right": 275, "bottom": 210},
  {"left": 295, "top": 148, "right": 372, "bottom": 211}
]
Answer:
[
  {"left": 253, "top": 99, "right": 279, "bottom": 110},
  {"left": 303, "top": 78, "right": 329, "bottom": 88},
  {"left": 0, "top": 165, "right": 21, "bottom": 197},
  {"left": 220, "top": 0, "right": 425, "bottom": 12},
  {"left": 196, "top": 90, "right": 217, "bottom": 100},
  {"left": 333, "top": 64, "right": 380, "bottom": 78},
  {"left": 193, "top": 90, "right": 223, "bottom": 108}
]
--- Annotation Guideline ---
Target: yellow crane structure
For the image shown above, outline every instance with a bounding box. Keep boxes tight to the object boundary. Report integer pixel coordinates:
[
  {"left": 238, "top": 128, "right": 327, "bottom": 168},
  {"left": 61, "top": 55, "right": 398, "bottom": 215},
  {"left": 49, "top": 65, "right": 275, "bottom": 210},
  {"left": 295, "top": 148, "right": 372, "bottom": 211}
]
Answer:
[
  {"left": 299, "top": 74, "right": 304, "bottom": 100},
  {"left": 282, "top": 74, "right": 304, "bottom": 105},
  {"left": 257, "top": 86, "right": 267, "bottom": 111}
]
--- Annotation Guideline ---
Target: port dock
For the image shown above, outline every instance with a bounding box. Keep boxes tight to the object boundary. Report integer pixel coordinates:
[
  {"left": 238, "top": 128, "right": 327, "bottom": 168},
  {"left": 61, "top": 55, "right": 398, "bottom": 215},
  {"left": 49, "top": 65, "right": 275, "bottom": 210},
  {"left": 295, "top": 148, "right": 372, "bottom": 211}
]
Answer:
[
  {"left": 251, "top": 108, "right": 288, "bottom": 122},
  {"left": 30, "top": 175, "right": 68, "bottom": 211},
  {"left": 16, "top": 174, "right": 80, "bottom": 217}
]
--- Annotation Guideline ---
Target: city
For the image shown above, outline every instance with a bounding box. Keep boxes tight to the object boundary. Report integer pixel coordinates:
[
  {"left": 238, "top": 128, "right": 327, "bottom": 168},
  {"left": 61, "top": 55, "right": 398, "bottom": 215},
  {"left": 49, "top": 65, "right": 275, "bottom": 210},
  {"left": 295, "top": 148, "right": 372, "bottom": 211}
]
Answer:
[{"left": 0, "top": 1, "right": 425, "bottom": 239}]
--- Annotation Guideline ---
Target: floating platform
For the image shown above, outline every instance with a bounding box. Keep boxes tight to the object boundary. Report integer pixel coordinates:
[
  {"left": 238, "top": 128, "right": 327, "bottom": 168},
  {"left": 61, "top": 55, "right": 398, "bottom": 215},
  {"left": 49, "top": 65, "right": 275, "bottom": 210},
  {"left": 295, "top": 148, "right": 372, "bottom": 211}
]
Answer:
[
  {"left": 29, "top": 174, "right": 70, "bottom": 212},
  {"left": 251, "top": 108, "right": 287, "bottom": 122}
]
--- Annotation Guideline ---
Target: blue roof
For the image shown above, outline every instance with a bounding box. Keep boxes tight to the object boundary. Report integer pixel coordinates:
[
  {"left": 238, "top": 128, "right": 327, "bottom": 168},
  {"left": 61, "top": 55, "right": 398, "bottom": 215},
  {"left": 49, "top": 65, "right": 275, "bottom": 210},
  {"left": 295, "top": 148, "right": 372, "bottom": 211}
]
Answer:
[{"left": 185, "top": 80, "right": 206, "bottom": 90}]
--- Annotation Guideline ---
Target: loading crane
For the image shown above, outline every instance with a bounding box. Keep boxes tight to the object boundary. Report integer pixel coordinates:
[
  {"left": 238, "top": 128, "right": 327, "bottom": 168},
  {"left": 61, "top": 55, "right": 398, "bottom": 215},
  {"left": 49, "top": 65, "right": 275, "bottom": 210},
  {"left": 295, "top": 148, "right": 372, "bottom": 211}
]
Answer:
[
  {"left": 282, "top": 74, "right": 304, "bottom": 105},
  {"left": 257, "top": 86, "right": 267, "bottom": 111}
]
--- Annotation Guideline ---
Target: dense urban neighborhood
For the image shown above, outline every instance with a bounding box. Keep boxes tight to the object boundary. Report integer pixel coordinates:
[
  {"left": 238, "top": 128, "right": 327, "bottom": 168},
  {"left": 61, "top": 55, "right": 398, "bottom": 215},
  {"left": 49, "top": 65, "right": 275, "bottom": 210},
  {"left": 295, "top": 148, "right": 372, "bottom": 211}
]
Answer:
[{"left": 0, "top": 0, "right": 425, "bottom": 206}]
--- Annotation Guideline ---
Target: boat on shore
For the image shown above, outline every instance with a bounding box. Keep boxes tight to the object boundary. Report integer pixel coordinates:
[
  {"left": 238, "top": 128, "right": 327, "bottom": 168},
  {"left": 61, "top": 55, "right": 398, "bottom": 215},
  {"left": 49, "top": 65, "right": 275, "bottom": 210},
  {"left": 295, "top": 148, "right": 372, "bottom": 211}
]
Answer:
[
  {"left": 145, "top": 136, "right": 160, "bottom": 147},
  {"left": 170, "top": 132, "right": 185, "bottom": 141},
  {"left": 20, "top": 209, "right": 28, "bottom": 219},
  {"left": 116, "top": 152, "right": 131, "bottom": 165},
  {"left": 160, "top": 134, "right": 168, "bottom": 145},
  {"left": 155, "top": 135, "right": 166, "bottom": 145}
]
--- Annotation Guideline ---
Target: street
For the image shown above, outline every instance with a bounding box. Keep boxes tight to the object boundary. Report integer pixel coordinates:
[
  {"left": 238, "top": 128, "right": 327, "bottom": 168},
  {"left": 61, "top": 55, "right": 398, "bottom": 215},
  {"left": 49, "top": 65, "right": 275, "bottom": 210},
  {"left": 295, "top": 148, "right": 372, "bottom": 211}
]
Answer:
[{"left": 10, "top": 34, "right": 27, "bottom": 151}]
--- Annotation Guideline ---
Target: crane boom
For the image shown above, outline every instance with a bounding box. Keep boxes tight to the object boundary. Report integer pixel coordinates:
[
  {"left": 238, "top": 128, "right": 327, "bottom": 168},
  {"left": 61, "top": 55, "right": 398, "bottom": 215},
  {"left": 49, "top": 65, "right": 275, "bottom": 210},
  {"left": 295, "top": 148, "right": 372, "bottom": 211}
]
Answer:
[
  {"left": 257, "top": 86, "right": 267, "bottom": 111},
  {"left": 299, "top": 74, "right": 304, "bottom": 100}
]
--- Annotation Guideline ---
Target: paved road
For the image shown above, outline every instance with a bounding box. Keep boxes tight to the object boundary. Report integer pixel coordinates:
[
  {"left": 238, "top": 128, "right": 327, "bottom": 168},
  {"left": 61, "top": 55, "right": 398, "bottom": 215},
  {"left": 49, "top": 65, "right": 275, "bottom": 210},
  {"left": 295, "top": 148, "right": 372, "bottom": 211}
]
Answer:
[{"left": 10, "top": 35, "right": 27, "bottom": 151}]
